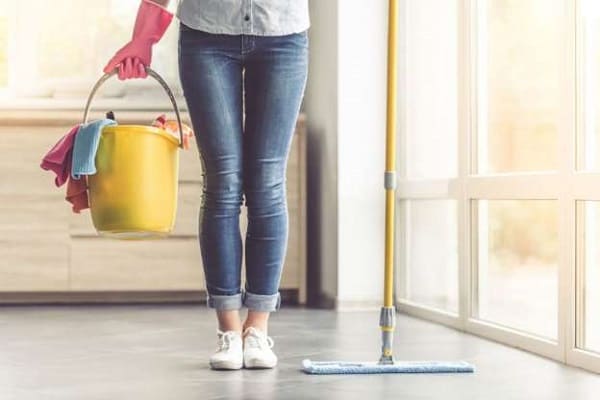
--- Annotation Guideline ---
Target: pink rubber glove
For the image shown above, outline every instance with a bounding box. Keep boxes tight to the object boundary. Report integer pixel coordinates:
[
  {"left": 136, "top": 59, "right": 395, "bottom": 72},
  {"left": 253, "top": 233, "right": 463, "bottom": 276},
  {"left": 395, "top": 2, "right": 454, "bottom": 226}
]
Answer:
[{"left": 103, "top": 0, "right": 173, "bottom": 80}]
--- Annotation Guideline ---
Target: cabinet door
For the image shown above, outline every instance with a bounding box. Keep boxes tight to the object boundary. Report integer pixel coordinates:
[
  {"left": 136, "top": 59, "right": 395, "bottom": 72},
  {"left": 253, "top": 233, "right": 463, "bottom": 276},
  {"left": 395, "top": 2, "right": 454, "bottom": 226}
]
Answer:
[
  {"left": 69, "top": 183, "right": 206, "bottom": 291},
  {"left": 70, "top": 237, "right": 204, "bottom": 290},
  {"left": 0, "top": 127, "right": 70, "bottom": 290}
]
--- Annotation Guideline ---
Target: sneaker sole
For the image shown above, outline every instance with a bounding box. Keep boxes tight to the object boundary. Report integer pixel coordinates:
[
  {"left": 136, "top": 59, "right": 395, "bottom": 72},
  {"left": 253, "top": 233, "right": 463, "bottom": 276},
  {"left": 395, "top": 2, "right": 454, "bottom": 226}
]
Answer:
[
  {"left": 209, "top": 360, "right": 243, "bottom": 370},
  {"left": 243, "top": 358, "right": 278, "bottom": 369}
]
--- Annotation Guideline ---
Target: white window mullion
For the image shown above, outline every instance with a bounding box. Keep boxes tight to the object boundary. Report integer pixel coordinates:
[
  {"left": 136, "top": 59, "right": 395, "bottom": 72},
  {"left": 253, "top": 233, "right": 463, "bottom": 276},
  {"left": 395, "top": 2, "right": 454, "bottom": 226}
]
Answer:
[
  {"left": 560, "top": 0, "right": 577, "bottom": 370},
  {"left": 460, "top": 0, "right": 478, "bottom": 327}
]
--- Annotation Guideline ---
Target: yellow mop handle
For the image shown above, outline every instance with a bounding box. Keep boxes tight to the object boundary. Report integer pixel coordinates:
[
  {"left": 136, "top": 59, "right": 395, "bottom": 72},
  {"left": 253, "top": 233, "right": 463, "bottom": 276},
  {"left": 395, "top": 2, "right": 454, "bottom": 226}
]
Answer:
[
  {"left": 379, "top": 0, "right": 398, "bottom": 363},
  {"left": 384, "top": 0, "right": 398, "bottom": 309}
]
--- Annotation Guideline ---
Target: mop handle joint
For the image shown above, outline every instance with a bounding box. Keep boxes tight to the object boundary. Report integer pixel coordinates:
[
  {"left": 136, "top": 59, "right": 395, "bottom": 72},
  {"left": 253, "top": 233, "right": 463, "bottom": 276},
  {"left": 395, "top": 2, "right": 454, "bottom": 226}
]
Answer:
[
  {"left": 384, "top": 171, "right": 397, "bottom": 190},
  {"left": 379, "top": 307, "right": 396, "bottom": 363}
]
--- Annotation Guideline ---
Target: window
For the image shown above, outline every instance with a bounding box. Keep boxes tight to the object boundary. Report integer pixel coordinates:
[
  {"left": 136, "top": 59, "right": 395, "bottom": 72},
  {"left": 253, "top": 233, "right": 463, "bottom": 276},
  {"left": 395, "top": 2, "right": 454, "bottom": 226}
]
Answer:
[
  {"left": 476, "top": 0, "right": 562, "bottom": 173},
  {"left": 474, "top": 199, "right": 558, "bottom": 340},
  {"left": 578, "top": 0, "right": 600, "bottom": 171},
  {"left": 396, "top": 0, "right": 460, "bottom": 317},
  {"left": 0, "top": 3, "right": 7, "bottom": 88},
  {"left": 397, "top": 0, "right": 600, "bottom": 374},
  {"left": 0, "top": 0, "right": 181, "bottom": 105},
  {"left": 404, "top": 0, "right": 458, "bottom": 179},
  {"left": 577, "top": 201, "right": 600, "bottom": 353},
  {"left": 402, "top": 199, "right": 459, "bottom": 313}
]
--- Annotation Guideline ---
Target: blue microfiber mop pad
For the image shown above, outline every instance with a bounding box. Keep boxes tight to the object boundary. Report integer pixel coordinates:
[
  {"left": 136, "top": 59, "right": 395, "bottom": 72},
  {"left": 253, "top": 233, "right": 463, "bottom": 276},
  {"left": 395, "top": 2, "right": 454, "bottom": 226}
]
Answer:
[
  {"left": 71, "top": 119, "right": 117, "bottom": 180},
  {"left": 301, "top": 359, "right": 475, "bottom": 374}
]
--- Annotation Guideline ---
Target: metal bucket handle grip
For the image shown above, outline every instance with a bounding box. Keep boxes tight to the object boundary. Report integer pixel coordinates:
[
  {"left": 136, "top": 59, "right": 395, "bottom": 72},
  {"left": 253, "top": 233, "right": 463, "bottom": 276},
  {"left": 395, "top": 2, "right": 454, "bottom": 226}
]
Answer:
[{"left": 82, "top": 66, "right": 184, "bottom": 149}]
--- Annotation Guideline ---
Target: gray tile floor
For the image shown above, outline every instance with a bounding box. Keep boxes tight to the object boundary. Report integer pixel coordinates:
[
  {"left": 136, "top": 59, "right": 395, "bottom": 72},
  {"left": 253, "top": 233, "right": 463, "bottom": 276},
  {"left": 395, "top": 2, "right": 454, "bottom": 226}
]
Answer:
[{"left": 1, "top": 304, "right": 599, "bottom": 399}]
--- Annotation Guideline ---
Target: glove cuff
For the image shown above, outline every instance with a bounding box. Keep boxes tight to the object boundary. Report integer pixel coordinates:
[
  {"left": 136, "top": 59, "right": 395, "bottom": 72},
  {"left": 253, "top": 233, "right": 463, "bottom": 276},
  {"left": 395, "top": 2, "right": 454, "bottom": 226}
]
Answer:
[{"left": 132, "top": 0, "right": 174, "bottom": 45}]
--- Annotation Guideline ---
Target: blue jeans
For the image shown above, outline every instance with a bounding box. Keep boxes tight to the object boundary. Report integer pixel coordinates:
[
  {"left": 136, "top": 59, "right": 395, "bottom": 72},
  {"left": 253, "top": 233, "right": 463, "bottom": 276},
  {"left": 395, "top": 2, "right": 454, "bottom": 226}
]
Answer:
[{"left": 178, "top": 23, "right": 309, "bottom": 312}]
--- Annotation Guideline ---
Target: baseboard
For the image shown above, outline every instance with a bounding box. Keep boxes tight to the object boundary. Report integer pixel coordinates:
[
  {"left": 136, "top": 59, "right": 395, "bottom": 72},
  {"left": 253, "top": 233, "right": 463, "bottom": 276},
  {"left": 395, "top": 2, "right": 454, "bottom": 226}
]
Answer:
[
  {"left": 305, "top": 291, "right": 337, "bottom": 309},
  {"left": 305, "top": 292, "right": 384, "bottom": 311},
  {"left": 0, "top": 289, "right": 299, "bottom": 306},
  {"left": 335, "top": 298, "right": 382, "bottom": 311}
]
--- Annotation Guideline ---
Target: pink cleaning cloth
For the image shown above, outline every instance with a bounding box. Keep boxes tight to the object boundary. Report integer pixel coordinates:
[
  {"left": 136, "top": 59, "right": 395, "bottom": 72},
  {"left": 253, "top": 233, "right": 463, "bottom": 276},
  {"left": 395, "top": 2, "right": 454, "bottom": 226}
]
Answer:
[
  {"left": 40, "top": 124, "right": 80, "bottom": 187},
  {"left": 65, "top": 148, "right": 89, "bottom": 213},
  {"left": 40, "top": 124, "right": 89, "bottom": 213}
]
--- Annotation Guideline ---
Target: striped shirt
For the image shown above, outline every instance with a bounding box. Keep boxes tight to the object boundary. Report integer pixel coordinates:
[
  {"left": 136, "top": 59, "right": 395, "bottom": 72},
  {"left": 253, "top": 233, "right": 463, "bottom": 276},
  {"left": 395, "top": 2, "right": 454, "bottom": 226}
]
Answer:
[{"left": 176, "top": 0, "right": 310, "bottom": 36}]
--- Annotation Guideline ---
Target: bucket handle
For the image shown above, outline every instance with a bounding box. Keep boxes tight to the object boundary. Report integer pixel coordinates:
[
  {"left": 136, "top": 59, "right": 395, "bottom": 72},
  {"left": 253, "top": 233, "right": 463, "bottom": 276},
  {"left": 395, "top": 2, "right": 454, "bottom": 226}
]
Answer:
[{"left": 82, "top": 66, "right": 184, "bottom": 149}]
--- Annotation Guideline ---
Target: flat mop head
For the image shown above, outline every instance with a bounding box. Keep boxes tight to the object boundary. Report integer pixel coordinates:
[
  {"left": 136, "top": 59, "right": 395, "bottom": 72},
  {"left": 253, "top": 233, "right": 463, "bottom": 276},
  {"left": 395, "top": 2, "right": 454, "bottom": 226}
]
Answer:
[{"left": 301, "top": 359, "right": 475, "bottom": 374}]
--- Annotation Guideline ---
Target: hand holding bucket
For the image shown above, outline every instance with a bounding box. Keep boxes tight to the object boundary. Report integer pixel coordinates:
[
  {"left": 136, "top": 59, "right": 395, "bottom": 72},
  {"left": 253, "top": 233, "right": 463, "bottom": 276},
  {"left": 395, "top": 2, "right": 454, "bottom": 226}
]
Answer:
[{"left": 103, "top": 0, "right": 173, "bottom": 80}]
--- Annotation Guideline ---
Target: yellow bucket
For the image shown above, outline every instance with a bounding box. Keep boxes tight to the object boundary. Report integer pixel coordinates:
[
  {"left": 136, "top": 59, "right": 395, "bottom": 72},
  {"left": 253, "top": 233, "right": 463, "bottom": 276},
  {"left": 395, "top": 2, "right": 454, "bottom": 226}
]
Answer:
[{"left": 82, "top": 67, "right": 185, "bottom": 240}]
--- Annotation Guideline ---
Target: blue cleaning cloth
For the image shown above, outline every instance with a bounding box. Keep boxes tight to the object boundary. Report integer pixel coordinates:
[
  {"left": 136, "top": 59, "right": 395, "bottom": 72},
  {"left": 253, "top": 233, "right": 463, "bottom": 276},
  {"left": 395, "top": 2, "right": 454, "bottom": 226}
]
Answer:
[
  {"left": 301, "top": 359, "right": 475, "bottom": 374},
  {"left": 71, "top": 119, "right": 117, "bottom": 180}
]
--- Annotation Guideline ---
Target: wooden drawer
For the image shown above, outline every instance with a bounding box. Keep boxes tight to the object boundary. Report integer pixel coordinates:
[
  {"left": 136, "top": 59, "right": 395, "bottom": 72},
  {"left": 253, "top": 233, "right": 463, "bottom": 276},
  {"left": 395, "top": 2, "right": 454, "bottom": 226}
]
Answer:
[{"left": 70, "top": 237, "right": 203, "bottom": 290}]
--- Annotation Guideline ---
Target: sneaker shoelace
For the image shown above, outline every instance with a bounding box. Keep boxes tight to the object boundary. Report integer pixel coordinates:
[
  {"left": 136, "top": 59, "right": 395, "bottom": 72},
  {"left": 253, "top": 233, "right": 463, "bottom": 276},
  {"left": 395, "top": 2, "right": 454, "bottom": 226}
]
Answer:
[
  {"left": 244, "top": 328, "right": 274, "bottom": 350},
  {"left": 216, "top": 329, "right": 238, "bottom": 352}
]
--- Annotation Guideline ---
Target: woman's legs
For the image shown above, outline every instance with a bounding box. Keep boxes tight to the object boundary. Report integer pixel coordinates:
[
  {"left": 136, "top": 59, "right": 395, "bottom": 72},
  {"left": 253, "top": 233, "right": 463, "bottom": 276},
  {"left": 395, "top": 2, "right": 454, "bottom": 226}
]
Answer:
[
  {"left": 241, "top": 30, "right": 310, "bottom": 331},
  {"left": 217, "top": 310, "right": 243, "bottom": 333},
  {"left": 243, "top": 311, "right": 269, "bottom": 334},
  {"left": 178, "top": 26, "right": 245, "bottom": 332},
  {"left": 178, "top": 24, "right": 309, "bottom": 337}
]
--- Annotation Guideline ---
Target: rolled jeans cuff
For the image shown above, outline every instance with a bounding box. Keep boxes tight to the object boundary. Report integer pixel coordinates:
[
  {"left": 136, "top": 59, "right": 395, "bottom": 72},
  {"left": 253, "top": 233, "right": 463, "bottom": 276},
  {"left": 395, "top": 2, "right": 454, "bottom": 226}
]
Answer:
[
  {"left": 242, "top": 290, "right": 281, "bottom": 312},
  {"left": 206, "top": 292, "right": 243, "bottom": 310}
]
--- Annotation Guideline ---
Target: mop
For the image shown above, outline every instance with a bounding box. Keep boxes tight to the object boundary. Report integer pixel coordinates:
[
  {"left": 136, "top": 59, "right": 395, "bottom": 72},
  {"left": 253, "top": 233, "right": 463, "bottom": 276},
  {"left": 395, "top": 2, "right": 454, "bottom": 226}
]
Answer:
[{"left": 301, "top": 0, "right": 475, "bottom": 375}]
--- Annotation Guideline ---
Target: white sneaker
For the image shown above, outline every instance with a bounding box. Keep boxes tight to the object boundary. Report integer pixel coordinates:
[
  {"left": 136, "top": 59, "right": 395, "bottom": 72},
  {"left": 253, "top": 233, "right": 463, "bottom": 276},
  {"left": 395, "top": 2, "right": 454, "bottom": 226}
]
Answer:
[
  {"left": 242, "top": 326, "right": 278, "bottom": 369},
  {"left": 209, "top": 329, "right": 243, "bottom": 370}
]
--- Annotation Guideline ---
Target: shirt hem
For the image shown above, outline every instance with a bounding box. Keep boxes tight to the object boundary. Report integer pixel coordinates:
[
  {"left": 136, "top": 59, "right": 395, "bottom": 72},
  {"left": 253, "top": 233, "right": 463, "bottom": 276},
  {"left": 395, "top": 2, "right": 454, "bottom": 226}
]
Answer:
[{"left": 177, "top": 17, "right": 310, "bottom": 36}]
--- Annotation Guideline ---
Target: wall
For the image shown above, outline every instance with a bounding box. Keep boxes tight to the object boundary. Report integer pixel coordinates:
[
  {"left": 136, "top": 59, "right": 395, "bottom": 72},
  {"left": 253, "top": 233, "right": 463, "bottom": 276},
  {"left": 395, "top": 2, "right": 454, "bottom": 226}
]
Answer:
[{"left": 304, "top": 0, "right": 389, "bottom": 310}]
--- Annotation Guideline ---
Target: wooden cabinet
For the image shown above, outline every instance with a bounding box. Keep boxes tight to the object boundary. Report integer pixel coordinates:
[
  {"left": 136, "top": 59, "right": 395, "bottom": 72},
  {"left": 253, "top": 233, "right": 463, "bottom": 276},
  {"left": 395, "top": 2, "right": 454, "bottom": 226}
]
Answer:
[{"left": 0, "top": 111, "right": 307, "bottom": 304}]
